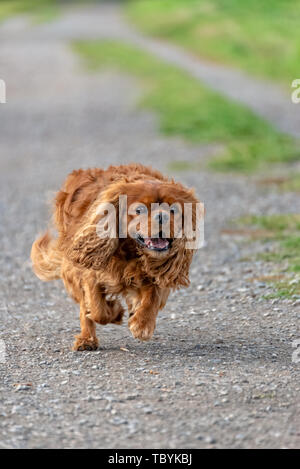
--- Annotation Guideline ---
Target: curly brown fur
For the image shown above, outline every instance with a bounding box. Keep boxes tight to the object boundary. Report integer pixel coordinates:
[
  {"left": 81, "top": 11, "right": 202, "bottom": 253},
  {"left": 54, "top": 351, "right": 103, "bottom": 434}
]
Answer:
[{"left": 31, "top": 164, "right": 200, "bottom": 350}]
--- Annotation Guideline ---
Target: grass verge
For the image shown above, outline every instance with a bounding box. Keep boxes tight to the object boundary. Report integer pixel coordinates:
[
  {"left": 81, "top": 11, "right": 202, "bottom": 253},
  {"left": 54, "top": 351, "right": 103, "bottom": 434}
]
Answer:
[
  {"left": 235, "top": 214, "right": 300, "bottom": 298},
  {"left": 127, "top": 0, "right": 300, "bottom": 86},
  {"left": 259, "top": 174, "right": 300, "bottom": 193},
  {"left": 0, "top": 0, "right": 59, "bottom": 24},
  {"left": 73, "top": 40, "right": 299, "bottom": 173}
]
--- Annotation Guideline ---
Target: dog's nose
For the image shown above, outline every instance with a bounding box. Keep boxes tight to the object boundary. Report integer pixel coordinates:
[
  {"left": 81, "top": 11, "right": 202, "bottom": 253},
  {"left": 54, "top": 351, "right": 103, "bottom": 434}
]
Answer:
[{"left": 154, "top": 211, "right": 169, "bottom": 225}]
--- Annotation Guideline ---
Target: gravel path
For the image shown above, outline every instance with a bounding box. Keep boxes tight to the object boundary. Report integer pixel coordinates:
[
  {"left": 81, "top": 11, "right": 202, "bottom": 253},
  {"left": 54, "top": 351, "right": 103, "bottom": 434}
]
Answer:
[{"left": 0, "top": 3, "right": 299, "bottom": 449}]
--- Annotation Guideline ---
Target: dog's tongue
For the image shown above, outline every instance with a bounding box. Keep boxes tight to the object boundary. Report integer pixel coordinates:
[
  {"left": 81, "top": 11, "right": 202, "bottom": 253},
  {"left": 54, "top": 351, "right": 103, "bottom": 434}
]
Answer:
[{"left": 144, "top": 237, "right": 169, "bottom": 249}]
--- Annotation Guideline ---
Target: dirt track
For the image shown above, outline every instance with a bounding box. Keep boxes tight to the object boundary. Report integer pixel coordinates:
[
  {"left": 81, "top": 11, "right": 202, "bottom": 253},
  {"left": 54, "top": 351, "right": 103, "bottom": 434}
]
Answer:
[{"left": 0, "top": 3, "right": 299, "bottom": 449}]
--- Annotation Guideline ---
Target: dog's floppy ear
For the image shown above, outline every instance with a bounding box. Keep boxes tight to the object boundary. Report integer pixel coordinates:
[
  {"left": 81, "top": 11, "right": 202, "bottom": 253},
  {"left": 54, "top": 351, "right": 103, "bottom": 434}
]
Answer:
[
  {"left": 55, "top": 169, "right": 103, "bottom": 234},
  {"left": 68, "top": 222, "right": 119, "bottom": 270},
  {"left": 65, "top": 180, "right": 126, "bottom": 270}
]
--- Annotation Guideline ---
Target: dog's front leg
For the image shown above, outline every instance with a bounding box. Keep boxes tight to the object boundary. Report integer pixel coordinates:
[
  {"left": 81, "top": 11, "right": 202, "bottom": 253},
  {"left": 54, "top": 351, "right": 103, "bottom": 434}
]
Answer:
[
  {"left": 83, "top": 282, "right": 124, "bottom": 325},
  {"left": 127, "top": 286, "right": 161, "bottom": 341},
  {"left": 73, "top": 302, "right": 99, "bottom": 351}
]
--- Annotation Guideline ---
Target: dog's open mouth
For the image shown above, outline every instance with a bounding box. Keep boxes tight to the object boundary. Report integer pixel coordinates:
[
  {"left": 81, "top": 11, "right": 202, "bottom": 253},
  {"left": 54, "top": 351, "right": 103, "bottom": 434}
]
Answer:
[{"left": 136, "top": 234, "right": 172, "bottom": 251}]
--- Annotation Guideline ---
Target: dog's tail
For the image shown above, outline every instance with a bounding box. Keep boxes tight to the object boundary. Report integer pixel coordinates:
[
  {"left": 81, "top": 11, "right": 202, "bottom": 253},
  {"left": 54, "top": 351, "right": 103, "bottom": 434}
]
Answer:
[{"left": 31, "top": 231, "right": 62, "bottom": 281}]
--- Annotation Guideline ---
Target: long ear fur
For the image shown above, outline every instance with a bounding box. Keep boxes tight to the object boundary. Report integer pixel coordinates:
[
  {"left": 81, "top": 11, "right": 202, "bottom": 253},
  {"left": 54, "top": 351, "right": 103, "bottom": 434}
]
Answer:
[
  {"left": 54, "top": 169, "right": 121, "bottom": 270},
  {"left": 65, "top": 180, "right": 129, "bottom": 270},
  {"left": 67, "top": 222, "right": 119, "bottom": 270},
  {"left": 54, "top": 168, "right": 103, "bottom": 234}
]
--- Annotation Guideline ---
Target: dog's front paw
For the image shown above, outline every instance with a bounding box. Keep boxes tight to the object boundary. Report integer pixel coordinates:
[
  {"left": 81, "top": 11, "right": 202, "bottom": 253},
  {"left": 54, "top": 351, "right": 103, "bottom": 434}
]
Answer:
[
  {"left": 73, "top": 335, "right": 99, "bottom": 351},
  {"left": 129, "top": 316, "right": 156, "bottom": 341}
]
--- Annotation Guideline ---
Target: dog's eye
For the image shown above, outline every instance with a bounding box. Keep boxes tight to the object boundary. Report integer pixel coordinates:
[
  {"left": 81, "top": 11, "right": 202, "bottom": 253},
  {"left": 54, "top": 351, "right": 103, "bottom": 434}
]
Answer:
[
  {"left": 170, "top": 204, "right": 180, "bottom": 214},
  {"left": 135, "top": 205, "right": 147, "bottom": 215}
]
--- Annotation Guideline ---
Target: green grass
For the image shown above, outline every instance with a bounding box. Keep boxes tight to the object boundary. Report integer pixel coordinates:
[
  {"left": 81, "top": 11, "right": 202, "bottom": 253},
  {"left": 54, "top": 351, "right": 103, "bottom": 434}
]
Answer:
[
  {"left": 237, "top": 214, "right": 300, "bottom": 298},
  {"left": 0, "top": 0, "right": 60, "bottom": 23},
  {"left": 127, "top": 0, "right": 300, "bottom": 86},
  {"left": 261, "top": 174, "right": 300, "bottom": 192},
  {"left": 73, "top": 40, "right": 299, "bottom": 173},
  {"left": 282, "top": 174, "right": 300, "bottom": 192}
]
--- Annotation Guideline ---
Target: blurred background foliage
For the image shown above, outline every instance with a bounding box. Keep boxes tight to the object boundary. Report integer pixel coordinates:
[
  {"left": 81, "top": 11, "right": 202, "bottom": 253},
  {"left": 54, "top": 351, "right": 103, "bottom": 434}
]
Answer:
[
  {"left": 0, "top": 0, "right": 59, "bottom": 23},
  {"left": 2, "top": 0, "right": 300, "bottom": 85},
  {"left": 74, "top": 39, "right": 298, "bottom": 173},
  {"left": 127, "top": 0, "right": 300, "bottom": 85}
]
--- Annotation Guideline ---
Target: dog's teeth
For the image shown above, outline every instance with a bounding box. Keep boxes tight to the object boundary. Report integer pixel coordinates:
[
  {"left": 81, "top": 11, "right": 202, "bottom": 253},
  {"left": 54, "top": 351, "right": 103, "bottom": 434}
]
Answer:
[{"left": 144, "top": 238, "right": 169, "bottom": 249}]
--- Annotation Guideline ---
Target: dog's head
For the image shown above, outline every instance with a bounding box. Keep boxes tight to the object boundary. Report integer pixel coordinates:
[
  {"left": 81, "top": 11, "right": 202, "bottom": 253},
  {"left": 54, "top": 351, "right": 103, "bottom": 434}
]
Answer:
[
  {"left": 122, "top": 180, "right": 198, "bottom": 255},
  {"left": 66, "top": 177, "right": 202, "bottom": 288}
]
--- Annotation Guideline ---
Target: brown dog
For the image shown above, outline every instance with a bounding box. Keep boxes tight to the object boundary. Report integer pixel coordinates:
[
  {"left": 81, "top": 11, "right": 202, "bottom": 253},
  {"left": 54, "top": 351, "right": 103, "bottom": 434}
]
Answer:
[{"left": 31, "top": 164, "right": 201, "bottom": 351}]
